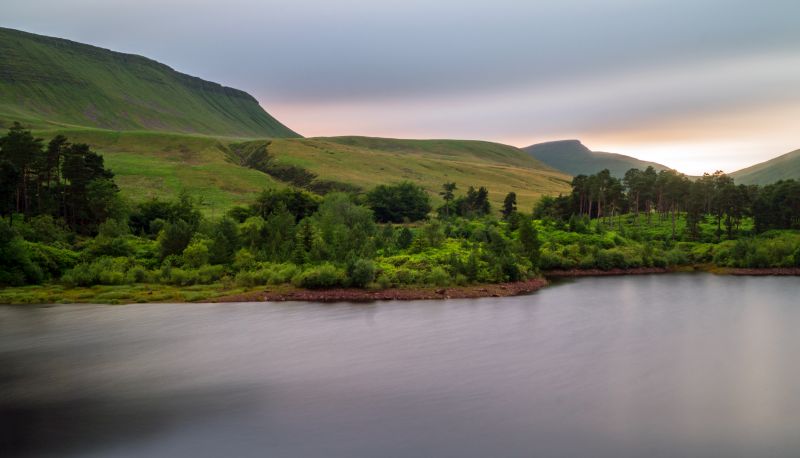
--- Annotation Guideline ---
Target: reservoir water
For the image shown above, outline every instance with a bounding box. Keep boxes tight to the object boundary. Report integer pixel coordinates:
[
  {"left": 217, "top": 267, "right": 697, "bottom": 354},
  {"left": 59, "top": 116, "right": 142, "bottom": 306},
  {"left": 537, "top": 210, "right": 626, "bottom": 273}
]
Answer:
[{"left": 2, "top": 273, "right": 800, "bottom": 457}]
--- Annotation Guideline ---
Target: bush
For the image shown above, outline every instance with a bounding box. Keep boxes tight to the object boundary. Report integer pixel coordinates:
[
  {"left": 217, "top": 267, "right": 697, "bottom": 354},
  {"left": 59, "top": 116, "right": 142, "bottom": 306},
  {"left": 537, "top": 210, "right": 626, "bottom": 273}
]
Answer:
[
  {"left": 293, "top": 263, "right": 347, "bottom": 289},
  {"left": 126, "top": 265, "right": 150, "bottom": 283},
  {"left": 197, "top": 265, "right": 225, "bottom": 283},
  {"left": 348, "top": 259, "right": 375, "bottom": 287},
  {"left": 427, "top": 266, "right": 451, "bottom": 286},
  {"left": 235, "top": 268, "right": 271, "bottom": 287},
  {"left": 182, "top": 239, "right": 210, "bottom": 268},
  {"left": 62, "top": 257, "right": 131, "bottom": 287}
]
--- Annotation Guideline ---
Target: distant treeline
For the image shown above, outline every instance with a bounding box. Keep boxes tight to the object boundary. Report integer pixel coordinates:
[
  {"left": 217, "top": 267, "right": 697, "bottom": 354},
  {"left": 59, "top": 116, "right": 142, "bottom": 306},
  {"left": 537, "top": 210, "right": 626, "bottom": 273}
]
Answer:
[{"left": 535, "top": 167, "right": 800, "bottom": 239}]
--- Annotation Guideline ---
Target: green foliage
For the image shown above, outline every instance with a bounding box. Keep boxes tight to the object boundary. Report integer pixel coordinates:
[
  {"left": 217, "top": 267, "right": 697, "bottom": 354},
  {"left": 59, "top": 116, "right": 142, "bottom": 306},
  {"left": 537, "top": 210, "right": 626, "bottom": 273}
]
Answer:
[
  {"left": 348, "top": 259, "right": 376, "bottom": 287},
  {"left": 0, "top": 225, "right": 43, "bottom": 285},
  {"left": 397, "top": 227, "right": 414, "bottom": 250},
  {"left": 182, "top": 238, "right": 210, "bottom": 268},
  {"left": 367, "top": 182, "right": 432, "bottom": 223},
  {"left": 293, "top": 263, "right": 347, "bottom": 289},
  {"left": 158, "top": 219, "right": 194, "bottom": 260},
  {"left": 252, "top": 188, "right": 320, "bottom": 222},
  {"left": 313, "top": 193, "right": 376, "bottom": 261},
  {"left": 208, "top": 218, "right": 240, "bottom": 265}
]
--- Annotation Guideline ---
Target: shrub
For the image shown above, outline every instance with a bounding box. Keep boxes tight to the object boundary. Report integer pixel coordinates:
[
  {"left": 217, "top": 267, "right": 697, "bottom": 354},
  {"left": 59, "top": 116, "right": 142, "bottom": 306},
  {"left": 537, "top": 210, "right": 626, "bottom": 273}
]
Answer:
[
  {"left": 348, "top": 259, "right": 376, "bottom": 287},
  {"left": 235, "top": 269, "right": 271, "bottom": 287},
  {"left": 182, "top": 239, "right": 210, "bottom": 268},
  {"left": 269, "top": 263, "right": 299, "bottom": 284},
  {"left": 126, "top": 265, "right": 150, "bottom": 283},
  {"left": 293, "top": 263, "right": 347, "bottom": 289},
  {"left": 197, "top": 265, "right": 225, "bottom": 284},
  {"left": 427, "top": 266, "right": 451, "bottom": 286},
  {"left": 61, "top": 257, "right": 130, "bottom": 287}
]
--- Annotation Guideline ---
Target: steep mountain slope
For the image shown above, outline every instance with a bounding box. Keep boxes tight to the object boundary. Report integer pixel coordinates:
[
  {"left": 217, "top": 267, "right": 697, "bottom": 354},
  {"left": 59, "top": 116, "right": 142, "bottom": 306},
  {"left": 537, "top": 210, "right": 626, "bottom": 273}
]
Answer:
[
  {"left": 524, "top": 139, "right": 671, "bottom": 177},
  {"left": 0, "top": 27, "right": 298, "bottom": 137},
  {"left": 731, "top": 149, "right": 800, "bottom": 185},
  {"left": 2, "top": 28, "right": 570, "bottom": 212}
]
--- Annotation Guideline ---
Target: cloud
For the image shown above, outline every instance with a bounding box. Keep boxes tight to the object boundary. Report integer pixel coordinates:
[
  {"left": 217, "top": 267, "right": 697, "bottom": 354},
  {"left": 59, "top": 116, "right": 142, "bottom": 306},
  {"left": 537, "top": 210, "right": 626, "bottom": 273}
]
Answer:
[{"left": 3, "top": 0, "right": 800, "bottom": 172}]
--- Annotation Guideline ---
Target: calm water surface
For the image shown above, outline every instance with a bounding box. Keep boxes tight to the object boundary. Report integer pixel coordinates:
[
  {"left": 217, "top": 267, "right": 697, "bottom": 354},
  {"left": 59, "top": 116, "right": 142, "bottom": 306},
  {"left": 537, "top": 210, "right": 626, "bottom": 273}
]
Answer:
[{"left": 2, "top": 274, "right": 800, "bottom": 457}]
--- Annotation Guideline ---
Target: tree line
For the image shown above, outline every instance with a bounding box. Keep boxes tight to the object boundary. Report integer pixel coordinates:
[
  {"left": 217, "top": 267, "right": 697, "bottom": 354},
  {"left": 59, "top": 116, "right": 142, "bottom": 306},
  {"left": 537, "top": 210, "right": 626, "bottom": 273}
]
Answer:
[
  {"left": 0, "top": 123, "right": 121, "bottom": 233},
  {"left": 535, "top": 166, "right": 800, "bottom": 239},
  {"left": 1, "top": 124, "right": 543, "bottom": 288}
]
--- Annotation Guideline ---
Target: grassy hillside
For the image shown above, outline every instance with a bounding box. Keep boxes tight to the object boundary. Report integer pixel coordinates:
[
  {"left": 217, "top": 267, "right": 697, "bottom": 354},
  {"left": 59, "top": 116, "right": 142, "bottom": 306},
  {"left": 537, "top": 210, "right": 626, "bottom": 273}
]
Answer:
[
  {"left": 269, "top": 136, "right": 572, "bottom": 210},
  {"left": 524, "top": 139, "right": 671, "bottom": 177},
  {"left": 27, "top": 129, "right": 571, "bottom": 213},
  {"left": 1, "top": 27, "right": 569, "bottom": 213},
  {"left": 32, "top": 128, "right": 285, "bottom": 213},
  {"left": 0, "top": 27, "right": 298, "bottom": 137},
  {"left": 731, "top": 149, "right": 800, "bottom": 185}
]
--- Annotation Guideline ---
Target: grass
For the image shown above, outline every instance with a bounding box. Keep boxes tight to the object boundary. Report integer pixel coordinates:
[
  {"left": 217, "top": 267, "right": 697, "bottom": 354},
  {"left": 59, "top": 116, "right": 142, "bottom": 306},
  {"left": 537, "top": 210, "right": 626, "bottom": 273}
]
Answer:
[
  {"left": 0, "top": 283, "right": 264, "bottom": 305},
  {"left": 0, "top": 27, "right": 298, "bottom": 137},
  {"left": 1, "top": 27, "right": 572, "bottom": 214},
  {"left": 731, "top": 148, "right": 800, "bottom": 185},
  {"left": 30, "top": 128, "right": 286, "bottom": 212},
  {"left": 270, "top": 136, "right": 572, "bottom": 210},
  {"left": 24, "top": 128, "right": 571, "bottom": 215}
]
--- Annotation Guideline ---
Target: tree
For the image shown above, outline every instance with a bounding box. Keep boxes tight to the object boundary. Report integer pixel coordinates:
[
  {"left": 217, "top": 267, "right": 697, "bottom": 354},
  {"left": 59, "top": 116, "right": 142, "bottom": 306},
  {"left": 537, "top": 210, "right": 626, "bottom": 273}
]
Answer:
[
  {"left": 314, "top": 193, "right": 376, "bottom": 260},
  {"left": 397, "top": 227, "right": 414, "bottom": 249},
  {"left": 455, "top": 186, "right": 491, "bottom": 217},
  {"left": 0, "top": 122, "right": 44, "bottom": 216},
  {"left": 158, "top": 219, "right": 195, "bottom": 260},
  {"left": 502, "top": 192, "right": 517, "bottom": 220},
  {"left": 367, "top": 182, "right": 431, "bottom": 223},
  {"left": 208, "top": 217, "right": 240, "bottom": 265},
  {"left": 439, "top": 182, "right": 457, "bottom": 218},
  {"left": 0, "top": 160, "right": 19, "bottom": 224},
  {"left": 518, "top": 217, "right": 541, "bottom": 269},
  {"left": 252, "top": 188, "right": 319, "bottom": 222}
]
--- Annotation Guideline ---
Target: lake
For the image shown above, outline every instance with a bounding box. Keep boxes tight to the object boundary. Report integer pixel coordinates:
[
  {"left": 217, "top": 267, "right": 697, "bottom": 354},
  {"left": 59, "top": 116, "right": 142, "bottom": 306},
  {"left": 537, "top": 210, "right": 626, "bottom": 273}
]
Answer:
[{"left": 2, "top": 273, "right": 800, "bottom": 457}]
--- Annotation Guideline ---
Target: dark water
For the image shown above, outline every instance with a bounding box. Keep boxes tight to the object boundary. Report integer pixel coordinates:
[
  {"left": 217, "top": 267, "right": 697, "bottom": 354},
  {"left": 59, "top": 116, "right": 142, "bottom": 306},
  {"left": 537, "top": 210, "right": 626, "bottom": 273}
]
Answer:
[{"left": 2, "top": 274, "right": 800, "bottom": 457}]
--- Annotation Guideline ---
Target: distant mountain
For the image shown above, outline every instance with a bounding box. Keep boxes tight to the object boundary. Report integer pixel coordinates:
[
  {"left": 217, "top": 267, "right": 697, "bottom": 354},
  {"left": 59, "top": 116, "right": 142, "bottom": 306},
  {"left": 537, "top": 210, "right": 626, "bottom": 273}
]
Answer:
[
  {"left": 731, "top": 148, "right": 800, "bottom": 185},
  {"left": 0, "top": 27, "right": 298, "bottom": 137},
  {"left": 523, "top": 139, "right": 672, "bottom": 177}
]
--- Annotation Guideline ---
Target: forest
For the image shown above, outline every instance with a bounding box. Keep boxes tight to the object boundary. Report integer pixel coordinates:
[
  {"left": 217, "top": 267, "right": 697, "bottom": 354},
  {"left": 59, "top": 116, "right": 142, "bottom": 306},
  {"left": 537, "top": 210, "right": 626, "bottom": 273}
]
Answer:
[{"left": 1, "top": 124, "right": 799, "bottom": 303}]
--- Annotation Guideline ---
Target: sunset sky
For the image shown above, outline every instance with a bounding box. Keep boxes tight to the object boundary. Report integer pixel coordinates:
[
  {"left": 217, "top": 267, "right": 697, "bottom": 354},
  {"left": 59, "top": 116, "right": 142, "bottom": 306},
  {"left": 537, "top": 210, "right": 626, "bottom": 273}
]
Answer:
[{"left": 4, "top": 0, "right": 799, "bottom": 174}]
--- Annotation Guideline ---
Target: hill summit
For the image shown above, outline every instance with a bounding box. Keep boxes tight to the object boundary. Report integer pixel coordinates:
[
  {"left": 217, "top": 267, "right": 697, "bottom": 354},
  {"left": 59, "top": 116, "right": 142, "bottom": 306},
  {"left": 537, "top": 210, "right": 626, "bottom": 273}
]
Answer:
[
  {"left": 0, "top": 27, "right": 298, "bottom": 137},
  {"left": 524, "top": 139, "right": 671, "bottom": 177}
]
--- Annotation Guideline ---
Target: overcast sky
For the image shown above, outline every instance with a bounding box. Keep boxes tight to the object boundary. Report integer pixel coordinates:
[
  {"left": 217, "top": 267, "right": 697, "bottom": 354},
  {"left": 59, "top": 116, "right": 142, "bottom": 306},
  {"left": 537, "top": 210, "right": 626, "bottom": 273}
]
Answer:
[{"left": 4, "top": 0, "right": 800, "bottom": 174}]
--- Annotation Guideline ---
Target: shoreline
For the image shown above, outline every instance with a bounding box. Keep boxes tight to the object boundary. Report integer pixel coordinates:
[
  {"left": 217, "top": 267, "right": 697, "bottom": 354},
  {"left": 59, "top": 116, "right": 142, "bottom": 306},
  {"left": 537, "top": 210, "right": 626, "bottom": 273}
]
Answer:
[
  {"left": 2, "top": 267, "right": 797, "bottom": 305},
  {"left": 212, "top": 278, "right": 550, "bottom": 303}
]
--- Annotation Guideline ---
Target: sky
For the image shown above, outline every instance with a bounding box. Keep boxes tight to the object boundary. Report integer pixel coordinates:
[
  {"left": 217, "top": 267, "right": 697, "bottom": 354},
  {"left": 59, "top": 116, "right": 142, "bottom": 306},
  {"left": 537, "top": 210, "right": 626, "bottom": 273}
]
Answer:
[{"left": 4, "top": 0, "right": 800, "bottom": 174}]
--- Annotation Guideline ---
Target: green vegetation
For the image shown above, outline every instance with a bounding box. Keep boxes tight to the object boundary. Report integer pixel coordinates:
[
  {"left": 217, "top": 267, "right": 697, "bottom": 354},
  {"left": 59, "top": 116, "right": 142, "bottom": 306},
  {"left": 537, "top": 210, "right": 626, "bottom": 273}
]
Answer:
[
  {"left": 524, "top": 139, "right": 671, "bottom": 177},
  {"left": 731, "top": 148, "right": 800, "bottom": 185},
  {"left": 0, "top": 28, "right": 572, "bottom": 215},
  {"left": 0, "top": 27, "right": 298, "bottom": 137},
  {"left": 267, "top": 136, "right": 572, "bottom": 211},
  {"left": 15, "top": 129, "right": 570, "bottom": 215},
  {"left": 2, "top": 125, "right": 799, "bottom": 304}
]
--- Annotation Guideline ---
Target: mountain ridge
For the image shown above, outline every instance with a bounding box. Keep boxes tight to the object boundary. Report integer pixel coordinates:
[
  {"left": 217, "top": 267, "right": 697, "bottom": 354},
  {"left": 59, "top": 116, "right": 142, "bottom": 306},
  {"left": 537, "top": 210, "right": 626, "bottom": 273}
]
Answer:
[
  {"left": 731, "top": 148, "right": 800, "bottom": 185},
  {"left": 523, "top": 139, "right": 672, "bottom": 177},
  {"left": 0, "top": 27, "right": 298, "bottom": 137}
]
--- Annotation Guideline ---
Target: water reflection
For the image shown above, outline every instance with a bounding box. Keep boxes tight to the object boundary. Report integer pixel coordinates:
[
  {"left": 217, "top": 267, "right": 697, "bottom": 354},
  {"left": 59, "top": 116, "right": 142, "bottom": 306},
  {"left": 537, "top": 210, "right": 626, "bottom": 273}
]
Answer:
[{"left": 1, "top": 274, "right": 800, "bottom": 457}]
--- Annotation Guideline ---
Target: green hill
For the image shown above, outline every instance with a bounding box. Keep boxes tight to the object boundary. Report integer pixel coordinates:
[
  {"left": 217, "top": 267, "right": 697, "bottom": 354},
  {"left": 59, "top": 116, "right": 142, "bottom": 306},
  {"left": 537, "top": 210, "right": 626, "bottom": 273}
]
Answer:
[
  {"left": 731, "top": 149, "right": 800, "bottom": 185},
  {"left": 23, "top": 129, "right": 571, "bottom": 213},
  {"left": 2, "top": 28, "right": 570, "bottom": 213},
  {"left": 524, "top": 139, "right": 672, "bottom": 177},
  {"left": 269, "top": 136, "right": 572, "bottom": 210},
  {"left": 0, "top": 27, "right": 298, "bottom": 137}
]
